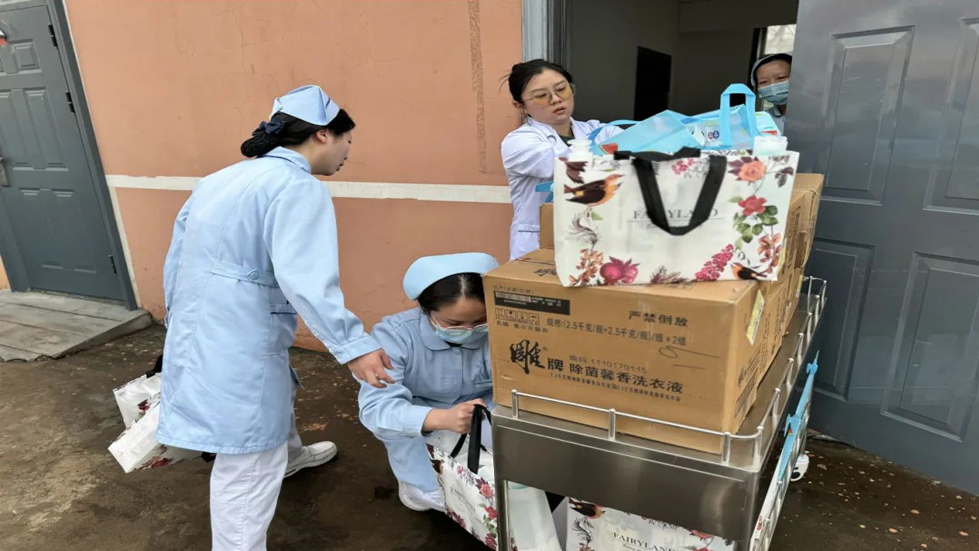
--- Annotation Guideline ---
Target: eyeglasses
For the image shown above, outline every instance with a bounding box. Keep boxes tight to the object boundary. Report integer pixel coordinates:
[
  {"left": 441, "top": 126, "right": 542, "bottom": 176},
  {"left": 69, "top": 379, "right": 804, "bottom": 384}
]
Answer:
[
  {"left": 431, "top": 317, "right": 489, "bottom": 335},
  {"left": 523, "top": 83, "right": 575, "bottom": 106}
]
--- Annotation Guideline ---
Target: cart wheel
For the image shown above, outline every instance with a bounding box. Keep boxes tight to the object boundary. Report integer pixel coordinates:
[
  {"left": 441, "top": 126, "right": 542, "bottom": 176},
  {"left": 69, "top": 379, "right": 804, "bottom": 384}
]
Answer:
[{"left": 791, "top": 453, "right": 810, "bottom": 482}]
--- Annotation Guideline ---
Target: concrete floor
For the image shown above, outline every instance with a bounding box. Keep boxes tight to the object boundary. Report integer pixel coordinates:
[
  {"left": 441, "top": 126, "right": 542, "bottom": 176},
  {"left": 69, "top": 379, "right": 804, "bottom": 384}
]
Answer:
[
  {"left": 0, "top": 325, "right": 975, "bottom": 551},
  {"left": 0, "top": 291, "right": 151, "bottom": 361}
]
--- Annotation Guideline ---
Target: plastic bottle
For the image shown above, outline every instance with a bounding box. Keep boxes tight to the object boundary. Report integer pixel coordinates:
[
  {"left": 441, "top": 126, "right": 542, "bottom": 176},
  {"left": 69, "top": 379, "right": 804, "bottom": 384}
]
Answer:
[
  {"left": 567, "top": 138, "right": 593, "bottom": 163},
  {"left": 753, "top": 134, "right": 788, "bottom": 155}
]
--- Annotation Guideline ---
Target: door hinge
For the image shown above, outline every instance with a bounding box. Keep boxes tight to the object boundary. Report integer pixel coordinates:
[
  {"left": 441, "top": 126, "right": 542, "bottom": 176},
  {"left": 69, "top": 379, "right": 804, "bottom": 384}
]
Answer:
[
  {"left": 65, "top": 91, "right": 75, "bottom": 113},
  {"left": 48, "top": 24, "right": 58, "bottom": 48},
  {"left": 109, "top": 255, "right": 118, "bottom": 274}
]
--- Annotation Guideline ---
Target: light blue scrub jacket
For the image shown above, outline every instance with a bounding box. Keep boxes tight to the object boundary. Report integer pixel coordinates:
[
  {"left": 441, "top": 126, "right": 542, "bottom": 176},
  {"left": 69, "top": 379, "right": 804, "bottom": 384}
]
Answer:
[
  {"left": 358, "top": 308, "right": 493, "bottom": 491},
  {"left": 157, "top": 147, "right": 379, "bottom": 454}
]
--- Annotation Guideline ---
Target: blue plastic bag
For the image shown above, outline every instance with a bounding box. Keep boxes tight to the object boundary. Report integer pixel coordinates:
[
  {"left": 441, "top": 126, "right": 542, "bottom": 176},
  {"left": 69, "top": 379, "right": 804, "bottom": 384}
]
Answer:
[
  {"left": 587, "top": 111, "right": 700, "bottom": 155},
  {"left": 682, "top": 84, "right": 781, "bottom": 150}
]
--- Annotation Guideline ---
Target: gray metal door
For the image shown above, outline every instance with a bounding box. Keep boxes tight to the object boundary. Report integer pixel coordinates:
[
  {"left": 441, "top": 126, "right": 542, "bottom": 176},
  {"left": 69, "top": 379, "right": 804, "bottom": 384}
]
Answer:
[
  {"left": 0, "top": 4, "right": 121, "bottom": 300},
  {"left": 792, "top": 0, "right": 979, "bottom": 493}
]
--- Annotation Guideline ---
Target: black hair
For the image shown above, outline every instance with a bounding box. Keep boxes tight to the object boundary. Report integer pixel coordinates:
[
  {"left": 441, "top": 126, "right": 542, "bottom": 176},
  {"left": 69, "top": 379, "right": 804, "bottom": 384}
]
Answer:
[
  {"left": 417, "top": 273, "right": 485, "bottom": 313},
  {"left": 240, "top": 109, "right": 356, "bottom": 158},
  {"left": 505, "top": 59, "right": 574, "bottom": 103}
]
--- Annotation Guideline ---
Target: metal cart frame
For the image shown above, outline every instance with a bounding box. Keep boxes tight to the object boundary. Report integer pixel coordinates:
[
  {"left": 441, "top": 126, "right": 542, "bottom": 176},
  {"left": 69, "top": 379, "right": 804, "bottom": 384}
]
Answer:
[{"left": 492, "top": 278, "right": 827, "bottom": 551}]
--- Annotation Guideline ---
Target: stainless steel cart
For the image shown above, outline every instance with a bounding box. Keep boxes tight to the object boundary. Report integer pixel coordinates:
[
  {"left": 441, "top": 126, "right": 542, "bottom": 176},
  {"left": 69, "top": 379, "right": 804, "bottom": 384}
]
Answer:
[{"left": 492, "top": 277, "right": 827, "bottom": 551}]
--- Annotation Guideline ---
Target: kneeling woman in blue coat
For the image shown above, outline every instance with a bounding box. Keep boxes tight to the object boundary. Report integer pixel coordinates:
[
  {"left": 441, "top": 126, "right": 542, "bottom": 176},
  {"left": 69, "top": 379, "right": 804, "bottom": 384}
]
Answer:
[{"left": 359, "top": 253, "right": 499, "bottom": 512}]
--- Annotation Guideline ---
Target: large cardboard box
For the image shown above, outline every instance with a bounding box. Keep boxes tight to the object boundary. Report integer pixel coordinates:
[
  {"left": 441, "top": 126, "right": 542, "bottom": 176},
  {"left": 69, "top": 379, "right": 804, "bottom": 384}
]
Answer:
[
  {"left": 789, "top": 174, "right": 824, "bottom": 268},
  {"left": 486, "top": 250, "right": 791, "bottom": 452}
]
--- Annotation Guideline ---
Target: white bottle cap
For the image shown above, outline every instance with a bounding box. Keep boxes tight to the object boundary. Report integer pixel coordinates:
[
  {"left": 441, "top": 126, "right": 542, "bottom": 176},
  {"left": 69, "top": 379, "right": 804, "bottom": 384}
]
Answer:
[
  {"left": 753, "top": 135, "right": 788, "bottom": 154},
  {"left": 567, "top": 138, "right": 593, "bottom": 162}
]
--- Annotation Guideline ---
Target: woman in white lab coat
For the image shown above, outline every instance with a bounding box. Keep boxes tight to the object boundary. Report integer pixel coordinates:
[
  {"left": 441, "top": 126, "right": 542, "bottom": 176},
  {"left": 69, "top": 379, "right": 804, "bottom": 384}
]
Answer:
[
  {"left": 501, "top": 59, "right": 620, "bottom": 260},
  {"left": 358, "top": 253, "right": 499, "bottom": 512}
]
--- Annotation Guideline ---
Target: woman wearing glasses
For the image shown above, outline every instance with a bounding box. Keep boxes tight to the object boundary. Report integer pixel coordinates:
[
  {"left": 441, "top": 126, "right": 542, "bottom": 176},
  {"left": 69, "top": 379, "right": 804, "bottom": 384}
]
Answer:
[
  {"left": 358, "top": 252, "right": 499, "bottom": 512},
  {"left": 501, "top": 59, "right": 621, "bottom": 260}
]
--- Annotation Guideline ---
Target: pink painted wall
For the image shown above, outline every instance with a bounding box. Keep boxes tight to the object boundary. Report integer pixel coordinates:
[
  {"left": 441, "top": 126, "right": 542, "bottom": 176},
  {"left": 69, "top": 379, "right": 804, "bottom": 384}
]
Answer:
[{"left": 66, "top": 0, "right": 523, "bottom": 351}]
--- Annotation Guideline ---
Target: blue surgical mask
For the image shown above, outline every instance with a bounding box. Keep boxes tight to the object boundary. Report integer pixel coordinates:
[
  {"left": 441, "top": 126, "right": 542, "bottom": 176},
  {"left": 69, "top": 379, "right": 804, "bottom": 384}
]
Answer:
[
  {"left": 431, "top": 317, "right": 489, "bottom": 345},
  {"left": 759, "top": 81, "right": 790, "bottom": 106}
]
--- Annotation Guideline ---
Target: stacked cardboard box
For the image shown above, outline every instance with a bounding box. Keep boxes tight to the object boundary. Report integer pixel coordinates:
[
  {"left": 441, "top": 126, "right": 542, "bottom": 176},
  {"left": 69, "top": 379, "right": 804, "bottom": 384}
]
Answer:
[{"left": 486, "top": 175, "right": 823, "bottom": 453}]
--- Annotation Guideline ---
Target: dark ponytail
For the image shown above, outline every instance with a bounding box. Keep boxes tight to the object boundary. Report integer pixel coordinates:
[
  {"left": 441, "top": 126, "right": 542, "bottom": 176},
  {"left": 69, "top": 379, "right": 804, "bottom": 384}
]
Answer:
[{"left": 240, "top": 109, "right": 356, "bottom": 158}]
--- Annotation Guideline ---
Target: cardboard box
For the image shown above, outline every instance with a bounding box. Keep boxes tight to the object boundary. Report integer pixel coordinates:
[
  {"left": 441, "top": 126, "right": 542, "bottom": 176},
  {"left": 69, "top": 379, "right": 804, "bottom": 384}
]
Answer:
[
  {"left": 791, "top": 174, "right": 825, "bottom": 268},
  {"left": 486, "top": 249, "right": 791, "bottom": 453},
  {"left": 540, "top": 203, "right": 554, "bottom": 249}
]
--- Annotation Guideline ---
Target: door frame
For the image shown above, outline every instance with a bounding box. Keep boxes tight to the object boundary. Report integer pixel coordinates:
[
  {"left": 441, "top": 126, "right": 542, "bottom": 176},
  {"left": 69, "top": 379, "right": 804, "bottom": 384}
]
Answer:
[
  {"left": 0, "top": 0, "right": 136, "bottom": 309},
  {"left": 522, "top": 0, "right": 571, "bottom": 66}
]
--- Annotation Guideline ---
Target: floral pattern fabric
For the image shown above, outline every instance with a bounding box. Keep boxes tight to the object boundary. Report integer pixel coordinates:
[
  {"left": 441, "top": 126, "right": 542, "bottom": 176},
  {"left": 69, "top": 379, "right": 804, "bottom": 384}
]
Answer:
[
  {"left": 554, "top": 151, "right": 799, "bottom": 287},
  {"left": 108, "top": 393, "right": 200, "bottom": 473},
  {"left": 427, "top": 443, "right": 561, "bottom": 550},
  {"left": 567, "top": 498, "right": 736, "bottom": 551}
]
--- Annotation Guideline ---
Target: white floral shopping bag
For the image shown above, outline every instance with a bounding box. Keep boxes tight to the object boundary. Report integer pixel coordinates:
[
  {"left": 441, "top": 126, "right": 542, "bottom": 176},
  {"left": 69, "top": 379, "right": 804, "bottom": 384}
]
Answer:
[
  {"left": 567, "top": 498, "right": 735, "bottom": 551},
  {"left": 108, "top": 393, "right": 200, "bottom": 473},
  {"left": 112, "top": 372, "right": 162, "bottom": 427},
  {"left": 427, "top": 405, "right": 561, "bottom": 551},
  {"left": 554, "top": 148, "right": 798, "bottom": 286}
]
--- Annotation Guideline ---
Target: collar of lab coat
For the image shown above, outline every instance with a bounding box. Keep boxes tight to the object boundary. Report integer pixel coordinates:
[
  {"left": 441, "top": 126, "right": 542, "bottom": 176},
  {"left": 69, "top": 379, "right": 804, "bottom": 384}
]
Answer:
[
  {"left": 524, "top": 116, "right": 585, "bottom": 140},
  {"left": 418, "top": 311, "right": 485, "bottom": 351},
  {"left": 264, "top": 147, "right": 312, "bottom": 173}
]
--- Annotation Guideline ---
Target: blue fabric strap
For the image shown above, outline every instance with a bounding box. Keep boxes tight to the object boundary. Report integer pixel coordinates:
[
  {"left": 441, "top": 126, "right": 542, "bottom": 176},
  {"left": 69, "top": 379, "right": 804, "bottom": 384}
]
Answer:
[{"left": 536, "top": 181, "right": 554, "bottom": 203}]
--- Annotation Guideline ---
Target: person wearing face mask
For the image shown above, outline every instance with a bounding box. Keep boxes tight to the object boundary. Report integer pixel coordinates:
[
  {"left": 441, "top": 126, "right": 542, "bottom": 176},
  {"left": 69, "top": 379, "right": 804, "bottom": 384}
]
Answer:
[
  {"left": 751, "top": 53, "right": 792, "bottom": 133},
  {"left": 159, "top": 85, "right": 395, "bottom": 551},
  {"left": 501, "top": 60, "right": 621, "bottom": 260},
  {"left": 358, "top": 253, "right": 499, "bottom": 512}
]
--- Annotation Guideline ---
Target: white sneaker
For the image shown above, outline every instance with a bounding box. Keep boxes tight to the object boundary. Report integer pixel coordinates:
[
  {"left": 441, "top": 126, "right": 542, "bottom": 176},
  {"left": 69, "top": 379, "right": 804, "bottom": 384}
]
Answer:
[
  {"left": 284, "top": 441, "right": 337, "bottom": 478},
  {"left": 398, "top": 481, "right": 445, "bottom": 513}
]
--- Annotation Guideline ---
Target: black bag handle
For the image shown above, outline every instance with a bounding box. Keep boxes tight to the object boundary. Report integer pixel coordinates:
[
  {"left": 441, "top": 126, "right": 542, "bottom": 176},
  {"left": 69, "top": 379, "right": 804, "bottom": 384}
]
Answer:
[
  {"left": 145, "top": 353, "right": 163, "bottom": 379},
  {"left": 448, "top": 404, "right": 492, "bottom": 473},
  {"left": 615, "top": 148, "right": 727, "bottom": 236}
]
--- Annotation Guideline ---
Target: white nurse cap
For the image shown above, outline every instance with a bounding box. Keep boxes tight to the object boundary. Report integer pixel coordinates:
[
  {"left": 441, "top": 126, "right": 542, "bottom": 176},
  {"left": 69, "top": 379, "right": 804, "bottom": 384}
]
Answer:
[
  {"left": 270, "top": 85, "right": 341, "bottom": 126},
  {"left": 403, "top": 253, "right": 500, "bottom": 300}
]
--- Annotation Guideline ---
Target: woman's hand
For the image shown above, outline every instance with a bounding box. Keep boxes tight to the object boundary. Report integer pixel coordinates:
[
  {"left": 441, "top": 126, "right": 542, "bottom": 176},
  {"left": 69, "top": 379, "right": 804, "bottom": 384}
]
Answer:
[
  {"left": 348, "top": 349, "right": 396, "bottom": 388},
  {"left": 425, "top": 399, "right": 486, "bottom": 434}
]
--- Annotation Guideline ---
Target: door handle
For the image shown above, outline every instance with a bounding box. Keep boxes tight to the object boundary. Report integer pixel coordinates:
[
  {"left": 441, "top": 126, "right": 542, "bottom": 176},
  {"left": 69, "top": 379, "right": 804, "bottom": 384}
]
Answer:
[{"left": 0, "top": 157, "right": 8, "bottom": 187}]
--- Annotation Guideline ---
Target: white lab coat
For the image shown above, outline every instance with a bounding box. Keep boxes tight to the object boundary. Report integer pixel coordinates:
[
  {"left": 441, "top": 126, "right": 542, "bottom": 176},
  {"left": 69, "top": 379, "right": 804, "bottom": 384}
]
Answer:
[{"left": 500, "top": 117, "right": 621, "bottom": 260}]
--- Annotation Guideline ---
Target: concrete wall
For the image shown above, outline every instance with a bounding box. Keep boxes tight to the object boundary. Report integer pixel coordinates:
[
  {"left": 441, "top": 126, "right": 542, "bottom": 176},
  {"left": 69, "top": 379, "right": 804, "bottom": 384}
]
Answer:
[
  {"left": 63, "top": 0, "right": 521, "bottom": 351},
  {"left": 671, "top": 0, "right": 799, "bottom": 114},
  {"left": 568, "top": 0, "right": 680, "bottom": 122}
]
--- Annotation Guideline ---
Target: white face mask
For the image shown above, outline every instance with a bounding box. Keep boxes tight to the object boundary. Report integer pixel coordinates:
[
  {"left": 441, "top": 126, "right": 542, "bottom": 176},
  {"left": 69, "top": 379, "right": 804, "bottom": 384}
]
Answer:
[
  {"left": 759, "top": 80, "right": 790, "bottom": 106},
  {"left": 430, "top": 317, "right": 489, "bottom": 345}
]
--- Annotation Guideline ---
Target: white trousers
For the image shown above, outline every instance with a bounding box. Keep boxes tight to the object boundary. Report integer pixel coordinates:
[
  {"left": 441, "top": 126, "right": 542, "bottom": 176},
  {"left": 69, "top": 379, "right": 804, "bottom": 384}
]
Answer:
[{"left": 210, "top": 412, "right": 304, "bottom": 551}]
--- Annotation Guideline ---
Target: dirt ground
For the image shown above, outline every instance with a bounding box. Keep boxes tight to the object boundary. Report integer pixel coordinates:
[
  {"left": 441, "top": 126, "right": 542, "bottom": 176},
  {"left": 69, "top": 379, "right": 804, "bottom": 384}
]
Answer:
[{"left": 1, "top": 325, "right": 975, "bottom": 550}]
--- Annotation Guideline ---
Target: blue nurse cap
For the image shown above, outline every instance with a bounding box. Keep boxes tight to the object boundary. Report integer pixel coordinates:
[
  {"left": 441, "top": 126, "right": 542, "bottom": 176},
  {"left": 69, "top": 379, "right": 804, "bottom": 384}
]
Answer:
[
  {"left": 270, "top": 85, "right": 341, "bottom": 126},
  {"left": 403, "top": 253, "right": 500, "bottom": 300}
]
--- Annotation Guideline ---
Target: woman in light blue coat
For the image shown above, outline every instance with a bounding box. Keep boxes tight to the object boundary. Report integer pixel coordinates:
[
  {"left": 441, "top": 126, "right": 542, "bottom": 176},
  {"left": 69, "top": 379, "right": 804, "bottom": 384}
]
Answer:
[
  {"left": 501, "top": 60, "right": 620, "bottom": 260},
  {"left": 159, "top": 85, "right": 395, "bottom": 551},
  {"left": 359, "top": 253, "right": 499, "bottom": 512}
]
